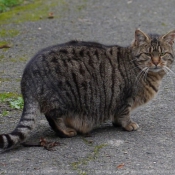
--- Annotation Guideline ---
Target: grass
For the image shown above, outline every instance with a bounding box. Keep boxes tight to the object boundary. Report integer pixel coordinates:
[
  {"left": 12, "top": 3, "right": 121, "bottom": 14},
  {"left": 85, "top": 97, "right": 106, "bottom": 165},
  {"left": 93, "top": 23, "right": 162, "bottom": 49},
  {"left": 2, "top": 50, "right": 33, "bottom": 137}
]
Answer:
[
  {"left": 0, "top": 0, "right": 24, "bottom": 13},
  {"left": 0, "top": 29, "right": 19, "bottom": 37},
  {"left": 0, "top": 41, "right": 9, "bottom": 46},
  {"left": 1, "top": 110, "right": 9, "bottom": 116},
  {"left": 0, "top": 41, "right": 12, "bottom": 51},
  {"left": 0, "top": 55, "right": 4, "bottom": 61},
  {"left": 0, "top": 92, "right": 24, "bottom": 110},
  {"left": 0, "top": 0, "right": 63, "bottom": 25}
]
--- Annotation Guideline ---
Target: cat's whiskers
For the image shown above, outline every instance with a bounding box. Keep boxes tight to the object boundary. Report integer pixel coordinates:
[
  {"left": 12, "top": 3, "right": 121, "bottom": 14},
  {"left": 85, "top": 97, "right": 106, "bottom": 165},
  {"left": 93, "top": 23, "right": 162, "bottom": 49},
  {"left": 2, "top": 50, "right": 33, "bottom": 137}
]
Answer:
[
  {"left": 130, "top": 65, "right": 140, "bottom": 72},
  {"left": 163, "top": 66, "right": 175, "bottom": 77},
  {"left": 135, "top": 67, "right": 148, "bottom": 85},
  {"left": 130, "top": 64, "right": 144, "bottom": 72},
  {"left": 130, "top": 57, "right": 138, "bottom": 63},
  {"left": 143, "top": 68, "right": 149, "bottom": 82}
]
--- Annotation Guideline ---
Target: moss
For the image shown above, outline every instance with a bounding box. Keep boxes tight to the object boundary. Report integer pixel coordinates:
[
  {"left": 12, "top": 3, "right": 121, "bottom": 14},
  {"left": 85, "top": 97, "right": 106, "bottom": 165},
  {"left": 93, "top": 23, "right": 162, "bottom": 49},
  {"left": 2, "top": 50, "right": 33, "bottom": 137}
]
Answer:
[
  {"left": 1, "top": 110, "right": 9, "bottom": 117},
  {"left": 0, "top": 0, "right": 24, "bottom": 13},
  {"left": 0, "top": 55, "right": 4, "bottom": 61},
  {"left": 0, "top": 0, "right": 63, "bottom": 24},
  {"left": 0, "top": 78, "right": 11, "bottom": 82},
  {"left": 71, "top": 143, "right": 107, "bottom": 175},
  {"left": 15, "top": 78, "right": 22, "bottom": 82},
  {"left": 0, "top": 41, "right": 11, "bottom": 51},
  {"left": 82, "top": 137, "right": 93, "bottom": 145},
  {"left": 0, "top": 41, "right": 8, "bottom": 45},
  {"left": 76, "top": 0, "right": 87, "bottom": 12},
  {"left": 0, "top": 29, "right": 19, "bottom": 37},
  {"left": 10, "top": 57, "right": 27, "bottom": 62},
  {"left": 161, "top": 22, "right": 166, "bottom": 26},
  {"left": 0, "top": 92, "right": 20, "bottom": 102},
  {"left": 19, "top": 57, "right": 28, "bottom": 62},
  {"left": 0, "top": 77, "right": 21, "bottom": 82},
  {"left": 77, "top": 4, "right": 86, "bottom": 11}
]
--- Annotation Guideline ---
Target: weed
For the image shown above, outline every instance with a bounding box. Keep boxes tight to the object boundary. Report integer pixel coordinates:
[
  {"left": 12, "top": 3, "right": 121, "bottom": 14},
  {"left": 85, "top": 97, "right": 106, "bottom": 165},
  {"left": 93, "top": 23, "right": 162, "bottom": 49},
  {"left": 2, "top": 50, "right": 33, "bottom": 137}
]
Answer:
[
  {"left": 9, "top": 96, "right": 23, "bottom": 109},
  {"left": 0, "top": 29, "right": 19, "bottom": 37},
  {"left": 71, "top": 143, "right": 107, "bottom": 175},
  {"left": 0, "top": 0, "right": 24, "bottom": 12},
  {"left": 1, "top": 110, "right": 9, "bottom": 116},
  {"left": 0, "top": 0, "right": 62, "bottom": 24},
  {"left": 0, "top": 55, "right": 4, "bottom": 61},
  {"left": 82, "top": 137, "right": 93, "bottom": 145},
  {"left": 0, "top": 92, "right": 24, "bottom": 110},
  {"left": 0, "top": 41, "right": 9, "bottom": 46}
]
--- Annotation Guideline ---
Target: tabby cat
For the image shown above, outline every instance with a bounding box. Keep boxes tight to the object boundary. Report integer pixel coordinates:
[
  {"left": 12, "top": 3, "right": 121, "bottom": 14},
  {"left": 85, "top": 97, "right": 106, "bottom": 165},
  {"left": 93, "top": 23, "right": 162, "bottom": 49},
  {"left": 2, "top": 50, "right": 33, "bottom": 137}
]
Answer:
[{"left": 0, "top": 29, "right": 175, "bottom": 150}]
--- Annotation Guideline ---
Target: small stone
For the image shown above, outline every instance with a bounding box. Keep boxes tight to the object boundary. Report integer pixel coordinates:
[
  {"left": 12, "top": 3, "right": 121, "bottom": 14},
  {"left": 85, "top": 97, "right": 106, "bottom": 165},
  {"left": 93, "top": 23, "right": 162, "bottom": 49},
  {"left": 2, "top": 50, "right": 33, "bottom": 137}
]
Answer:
[{"left": 127, "top": 1, "right": 132, "bottom": 4}]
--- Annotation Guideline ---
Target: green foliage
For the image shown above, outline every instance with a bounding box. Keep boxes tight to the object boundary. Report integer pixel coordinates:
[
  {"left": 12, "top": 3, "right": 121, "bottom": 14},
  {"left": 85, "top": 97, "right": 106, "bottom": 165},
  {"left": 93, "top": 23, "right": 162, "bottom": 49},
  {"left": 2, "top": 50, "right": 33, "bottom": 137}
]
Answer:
[
  {"left": 0, "top": 92, "right": 17, "bottom": 102},
  {"left": 9, "top": 96, "right": 24, "bottom": 109},
  {"left": 0, "top": 92, "right": 24, "bottom": 110},
  {"left": 1, "top": 110, "right": 9, "bottom": 116},
  {"left": 0, "top": 41, "right": 9, "bottom": 46},
  {"left": 0, "top": 0, "right": 57, "bottom": 24},
  {"left": 71, "top": 144, "right": 107, "bottom": 175},
  {"left": 0, "top": 29, "right": 19, "bottom": 37},
  {"left": 0, "top": 0, "right": 24, "bottom": 12}
]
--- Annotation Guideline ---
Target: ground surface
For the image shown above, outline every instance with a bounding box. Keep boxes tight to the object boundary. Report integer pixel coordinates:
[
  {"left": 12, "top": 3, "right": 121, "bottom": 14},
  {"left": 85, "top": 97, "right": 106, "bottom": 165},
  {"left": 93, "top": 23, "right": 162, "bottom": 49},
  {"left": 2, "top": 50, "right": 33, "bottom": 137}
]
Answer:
[{"left": 0, "top": 0, "right": 175, "bottom": 174}]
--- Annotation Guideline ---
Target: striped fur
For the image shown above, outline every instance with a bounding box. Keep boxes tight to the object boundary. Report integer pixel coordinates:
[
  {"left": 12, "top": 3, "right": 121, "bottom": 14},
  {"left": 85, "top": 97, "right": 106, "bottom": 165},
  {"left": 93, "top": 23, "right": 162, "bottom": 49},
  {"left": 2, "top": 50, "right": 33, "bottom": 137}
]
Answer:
[{"left": 0, "top": 29, "right": 175, "bottom": 149}]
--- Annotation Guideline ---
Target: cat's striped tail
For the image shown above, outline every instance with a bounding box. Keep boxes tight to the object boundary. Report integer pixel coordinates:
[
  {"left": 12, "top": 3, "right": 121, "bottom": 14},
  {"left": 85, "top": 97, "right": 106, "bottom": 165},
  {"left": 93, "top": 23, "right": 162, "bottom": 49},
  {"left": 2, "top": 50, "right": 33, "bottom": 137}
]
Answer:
[{"left": 0, "top": 96, "right": 39, "bottom": 149}]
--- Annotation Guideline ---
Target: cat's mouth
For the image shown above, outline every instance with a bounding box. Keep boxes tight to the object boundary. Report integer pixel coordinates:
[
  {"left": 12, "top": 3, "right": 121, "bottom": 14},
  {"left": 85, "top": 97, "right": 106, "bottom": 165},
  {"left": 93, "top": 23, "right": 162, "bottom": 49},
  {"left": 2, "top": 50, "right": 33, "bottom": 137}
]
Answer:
[{"left": 149, "top": 66, "right": 163, "bottom": 72}]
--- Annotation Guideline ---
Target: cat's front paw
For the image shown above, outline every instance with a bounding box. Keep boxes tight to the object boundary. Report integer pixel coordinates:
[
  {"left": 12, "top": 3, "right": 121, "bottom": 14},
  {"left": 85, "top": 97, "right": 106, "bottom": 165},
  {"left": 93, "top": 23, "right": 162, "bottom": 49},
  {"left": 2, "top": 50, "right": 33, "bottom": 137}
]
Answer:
[{"left": 124, "top": 122, "right": 139, "bottom": 131}]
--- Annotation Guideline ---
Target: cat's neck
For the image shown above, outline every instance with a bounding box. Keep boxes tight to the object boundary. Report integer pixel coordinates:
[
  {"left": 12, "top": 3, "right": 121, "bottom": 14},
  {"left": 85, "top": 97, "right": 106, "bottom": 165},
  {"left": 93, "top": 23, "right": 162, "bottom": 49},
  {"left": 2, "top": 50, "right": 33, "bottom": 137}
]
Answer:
[
  {"left": 142, "top": 70, "right": 166, "bottom": 93},
  {"left": 147, "top": 70, "right": 166, "bottom": 81}
]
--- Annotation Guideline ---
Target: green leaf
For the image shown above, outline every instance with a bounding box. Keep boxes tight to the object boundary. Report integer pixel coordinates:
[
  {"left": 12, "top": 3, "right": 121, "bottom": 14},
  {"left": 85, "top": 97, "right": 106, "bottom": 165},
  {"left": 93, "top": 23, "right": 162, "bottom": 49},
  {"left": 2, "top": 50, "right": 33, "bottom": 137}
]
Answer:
[
  {"left": 9, "top": 96, "right": 24, "bottom": 109},
  {"left": 1, "top": 110, "right": 9, "bottom": 116}
]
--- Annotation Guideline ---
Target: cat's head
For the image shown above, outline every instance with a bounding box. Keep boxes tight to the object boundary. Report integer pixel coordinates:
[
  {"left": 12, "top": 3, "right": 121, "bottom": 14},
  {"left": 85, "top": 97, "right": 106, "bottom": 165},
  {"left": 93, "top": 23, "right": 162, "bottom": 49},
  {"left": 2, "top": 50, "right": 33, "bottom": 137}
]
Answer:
[{"left": 131, "top": 29, "right": 175, "bottom": 73}]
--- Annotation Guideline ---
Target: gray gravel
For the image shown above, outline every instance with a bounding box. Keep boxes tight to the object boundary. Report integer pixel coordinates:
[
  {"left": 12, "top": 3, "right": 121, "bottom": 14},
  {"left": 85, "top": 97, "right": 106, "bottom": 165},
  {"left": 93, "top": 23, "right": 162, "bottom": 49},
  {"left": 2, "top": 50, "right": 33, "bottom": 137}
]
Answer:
[{"left": 0, "top": 0, "right": 175, "bottom": 174}]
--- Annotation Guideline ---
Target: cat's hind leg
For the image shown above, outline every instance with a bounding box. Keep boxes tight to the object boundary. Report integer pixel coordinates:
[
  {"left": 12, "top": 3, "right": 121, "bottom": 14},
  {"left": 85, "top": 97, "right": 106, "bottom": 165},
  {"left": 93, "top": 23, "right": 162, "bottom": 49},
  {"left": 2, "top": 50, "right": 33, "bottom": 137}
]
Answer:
[{"left": 45, "top": 109, "right": 77, "bottom": 138}]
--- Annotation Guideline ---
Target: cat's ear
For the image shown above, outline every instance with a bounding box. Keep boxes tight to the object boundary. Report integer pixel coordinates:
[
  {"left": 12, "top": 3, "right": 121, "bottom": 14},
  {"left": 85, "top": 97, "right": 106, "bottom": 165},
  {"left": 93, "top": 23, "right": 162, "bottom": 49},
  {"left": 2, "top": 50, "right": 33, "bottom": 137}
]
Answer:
[
  {"left": 161, "top": 30, "right": 175, "bottom": 45},
  {"left": 133, "top": 29, "right": 150, "bottom": 46}
]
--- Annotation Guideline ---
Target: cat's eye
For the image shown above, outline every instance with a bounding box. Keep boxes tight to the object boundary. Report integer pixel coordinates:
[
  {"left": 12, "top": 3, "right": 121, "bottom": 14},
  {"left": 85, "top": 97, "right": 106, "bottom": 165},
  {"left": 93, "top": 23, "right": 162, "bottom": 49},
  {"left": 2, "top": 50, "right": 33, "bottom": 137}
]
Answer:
[
  {"left": 160, "top": 53, "right": 166, "bottom": 56},
  {"left": 144, "top": 53, "right": 151, "bottom": 57}
]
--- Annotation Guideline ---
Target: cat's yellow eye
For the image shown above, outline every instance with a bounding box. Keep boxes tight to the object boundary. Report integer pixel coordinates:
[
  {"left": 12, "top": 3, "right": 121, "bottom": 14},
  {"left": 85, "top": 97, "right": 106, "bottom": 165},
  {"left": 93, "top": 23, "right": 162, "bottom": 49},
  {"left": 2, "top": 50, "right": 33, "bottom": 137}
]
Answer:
[
  {"left": 160, "top": 53, "right": 166, "bottom": 56},
  {"left": 144, "top": 53, "right": 151, "bottom": 57}
]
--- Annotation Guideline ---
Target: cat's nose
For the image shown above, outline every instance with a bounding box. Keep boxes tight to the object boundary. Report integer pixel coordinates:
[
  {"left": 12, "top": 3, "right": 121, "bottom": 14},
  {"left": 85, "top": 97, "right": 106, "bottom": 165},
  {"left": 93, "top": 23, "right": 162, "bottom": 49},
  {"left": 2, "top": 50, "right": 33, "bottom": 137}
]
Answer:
[
  {"left": 151, "top": 57, "right": 160, "bottom": 66},
  {"left": 153, "top": 61, "right": 159, "bottom": 66}
]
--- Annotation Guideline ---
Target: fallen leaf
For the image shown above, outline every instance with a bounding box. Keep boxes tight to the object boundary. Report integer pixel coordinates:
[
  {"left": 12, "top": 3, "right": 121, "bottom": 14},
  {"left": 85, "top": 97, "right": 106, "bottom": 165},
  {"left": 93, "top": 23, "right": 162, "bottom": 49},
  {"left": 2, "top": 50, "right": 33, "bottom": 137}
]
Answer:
[
  {"left": 0, "top": 44, "right": 11, "bottom": 49},
  {"left": 40, "top": 138, "right": 60, "bottom": 151},
  {"left": 0, "top": 163, "right": 6, "bottom": 166},
  {"left": 117, "top": 163, "right": 125, "bottom": 169},
  {"left": 40, "top": 138, "right": 47, "bottom": 146},
  {"left": 22, "top": 138, "right": 60, "bottom": 151},
  {"left": 48, "top": 12, "right": 54, "bottom": 19}
]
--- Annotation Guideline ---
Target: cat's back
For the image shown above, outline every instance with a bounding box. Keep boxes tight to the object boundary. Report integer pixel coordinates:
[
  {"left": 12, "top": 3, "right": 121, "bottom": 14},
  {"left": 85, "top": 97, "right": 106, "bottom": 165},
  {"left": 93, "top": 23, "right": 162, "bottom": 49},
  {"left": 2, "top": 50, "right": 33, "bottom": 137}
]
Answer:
[
  {"left": 34, "top": 40, "right": 106, "bottom": 58},
  {"left": 23, "top": 40, "right": 121, "bottom": 80},
  {"left": 27, "top": 40, "right": 118, "bottom": 65}
]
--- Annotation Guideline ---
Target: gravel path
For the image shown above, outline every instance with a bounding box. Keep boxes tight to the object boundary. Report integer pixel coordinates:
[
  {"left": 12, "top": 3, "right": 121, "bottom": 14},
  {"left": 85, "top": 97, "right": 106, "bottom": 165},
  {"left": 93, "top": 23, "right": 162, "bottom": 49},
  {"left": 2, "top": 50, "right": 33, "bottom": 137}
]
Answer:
[{"left": 0, "top": 0, "right": 175, "bottom": 174}]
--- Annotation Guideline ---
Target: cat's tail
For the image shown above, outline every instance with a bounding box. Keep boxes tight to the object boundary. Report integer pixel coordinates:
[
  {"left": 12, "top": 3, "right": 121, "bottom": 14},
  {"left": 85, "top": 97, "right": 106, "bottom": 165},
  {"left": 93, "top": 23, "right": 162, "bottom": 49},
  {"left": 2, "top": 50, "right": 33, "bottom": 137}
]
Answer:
[{"left": 0, "top": 95, "right": 39, "bottom": 150}]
